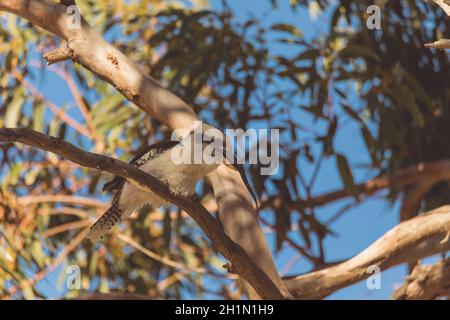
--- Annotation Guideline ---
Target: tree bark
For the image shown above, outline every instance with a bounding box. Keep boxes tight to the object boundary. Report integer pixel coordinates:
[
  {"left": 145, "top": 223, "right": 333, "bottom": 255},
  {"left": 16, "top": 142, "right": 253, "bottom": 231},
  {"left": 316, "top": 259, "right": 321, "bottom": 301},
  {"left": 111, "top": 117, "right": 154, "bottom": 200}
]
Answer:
[
  {"left": 3, "top": 128, "right": 450, "bottom": 299},
  {"left": 0, "top": 0, "right": 291, "bottom": 299},
  {"left": 3, "top": 0, "right": 450, "bottom": 300},
  {"left": 284, "top": 205, "right": 450, "bottom": 299},
  {"left": 392, "top": 258, "right": 450, "bottom": 300},
  {"left": 0, "top": 127, "right": 288, "bottom": 300}
]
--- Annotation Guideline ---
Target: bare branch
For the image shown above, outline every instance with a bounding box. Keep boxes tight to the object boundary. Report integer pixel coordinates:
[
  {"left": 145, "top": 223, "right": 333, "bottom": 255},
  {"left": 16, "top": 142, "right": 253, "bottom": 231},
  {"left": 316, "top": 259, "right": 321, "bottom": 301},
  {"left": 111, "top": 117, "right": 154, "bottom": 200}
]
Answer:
[
  {"left": 17, "top": 194, "right": 107, "bottom": 208},
  {"left": 0, "top": 127, "right": 288, "bottom": 300},
  {"left": 392, "top": 258, "right": 450, "bottom": 300},
  {"left": 432, "top": 0, "right": 450, "bottom": 15},
  {"left": 43, "top": 45, "right": 73, "bottom": 65},
  {"left": 286, "top": 160, "right": 450, "bottom": 209},
  {"left": 425, "top": 39, "right": 450, "bottom": 49},
  {"left": 115, "top": 233, "right": 212, "bottom": 275},
  {"left": 11, "top": 70, "right": 93, "bottom": 139},
  {"left": 74, "top": 293, "right": 152, "bottom": 300},
  {"left": 0, "top": 0, "right": 197, "bottom": 128},
  {"left": 424, "top": 1, "right": 450, "bottom": 49},
  {"left": 284, "top": 206, "right": 450, "bottom": 299},
  {"left": 0, "top": 0, "right": 291, "bottom": 299},
  {"left": 42, "top": 220, "right": 90, "bottom": 238},
  {"left": 5, "top": 228, "right": 86, "bottom": 299}
]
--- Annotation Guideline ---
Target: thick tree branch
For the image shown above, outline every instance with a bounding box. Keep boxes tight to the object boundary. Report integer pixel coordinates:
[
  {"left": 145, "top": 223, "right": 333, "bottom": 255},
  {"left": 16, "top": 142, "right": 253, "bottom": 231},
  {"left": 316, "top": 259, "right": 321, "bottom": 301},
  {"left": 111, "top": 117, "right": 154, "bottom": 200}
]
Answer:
[
  {"left": 392, "top": 258, "right": 450, "bottom": 300},
  {"left": 0, "top": 127, "right": 288, "bottom": 300},
  {"left": 425, "top": 39, "right": 450, "bottom": 49},
  {"left": 0, "top": 0, "right": 291, "bottom": 298},
  {"left": 0, "top": 0, "right": 198, "bottom": 129},
  {"left": 8, "top": 0, "right": 447, "bottom": 301},
  {"left": 424, "top": 0, "right": 450, "bottom": 48},
  {"left": 432, "top": 0, "right": 450, "bottom": 15},
  {"left": 284, "top": 205, "right": 450, "bottom": 299},
  {"left": 208, "top": 170, "right": 288, "bottom": 299}
]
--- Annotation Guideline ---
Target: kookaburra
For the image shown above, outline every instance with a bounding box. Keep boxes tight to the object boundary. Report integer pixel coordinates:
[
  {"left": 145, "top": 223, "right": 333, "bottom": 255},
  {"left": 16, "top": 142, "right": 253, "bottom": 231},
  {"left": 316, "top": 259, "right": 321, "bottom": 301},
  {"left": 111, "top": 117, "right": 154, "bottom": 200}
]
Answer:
[{"left": 86, "top": 124, "right": 257, "bottom": 242}]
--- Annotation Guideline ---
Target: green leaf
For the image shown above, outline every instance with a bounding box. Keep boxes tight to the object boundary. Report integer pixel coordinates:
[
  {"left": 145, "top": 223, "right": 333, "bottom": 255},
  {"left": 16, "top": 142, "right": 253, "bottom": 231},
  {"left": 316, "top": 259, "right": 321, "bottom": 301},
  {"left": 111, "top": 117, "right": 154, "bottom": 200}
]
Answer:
[
  {"left": 298, "top": 219, "right": 311, "bottom": 248},
  {"left": 99, "top": 278, "right": 110, "bottom": 293},
  {"left": 342, "top": 104, "right": 362, "bottom": 122},
  {"left": 4, "top": 163, "right": 22, "bottom": 186},
  {"left": 403, "top": 71, "right": 436, "bottom": 113},
  {"left": 89, "top": 251, "right": 98, "bottom": 276},
  {"left": 336, "top": 154, "right": 358, "bottom": 199},
  {"left": 338, "top": 44, "right": 380, "bottom": 62},
  {"left": 24, "top": 169, "right": 39, "bottom": 186},
  {"left": 395, "top": 85, "right": 424, "bottom": 128},
  {"left": 361, "top": 127, "right": 380, "bottom": 166},
  {"left": 295, "top": 49, "right": 319, "bottom": 61},
  {"left": 271, "top": 23, "right": 302, "bottom": 37},
  {"left": 32, "top": 102, "right": 44, "bottom": 131},
  {"left": 30, "top": 240, "right": 45, "bottom": 268},
  {"left": 22, "top": 286, "right": 35, "bottom": 300},
  {"left": 5, "top": 90, "right": 24, "bottom": 127}
]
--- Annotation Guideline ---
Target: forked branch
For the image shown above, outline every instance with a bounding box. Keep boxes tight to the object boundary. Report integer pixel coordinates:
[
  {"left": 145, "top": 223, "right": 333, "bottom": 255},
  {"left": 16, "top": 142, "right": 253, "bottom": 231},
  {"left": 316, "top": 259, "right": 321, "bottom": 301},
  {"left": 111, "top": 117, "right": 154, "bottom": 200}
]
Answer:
[{"left": 0, "top": 127, "right": 288, "bottom": 300}]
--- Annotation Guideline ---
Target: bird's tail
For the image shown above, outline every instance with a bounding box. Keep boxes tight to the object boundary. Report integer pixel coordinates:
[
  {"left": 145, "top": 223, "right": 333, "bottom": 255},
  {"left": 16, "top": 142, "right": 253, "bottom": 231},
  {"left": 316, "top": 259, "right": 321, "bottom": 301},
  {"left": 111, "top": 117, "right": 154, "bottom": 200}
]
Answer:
[{"left": 86, "top": 205, "right": 124, "bottom": 243}]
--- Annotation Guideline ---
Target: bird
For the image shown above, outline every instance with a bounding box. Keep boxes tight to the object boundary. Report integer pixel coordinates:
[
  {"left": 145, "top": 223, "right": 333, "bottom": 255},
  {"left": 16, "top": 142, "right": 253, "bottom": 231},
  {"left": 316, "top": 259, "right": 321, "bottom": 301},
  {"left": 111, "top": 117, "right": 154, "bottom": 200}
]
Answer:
[{"left": 86, "top": 124, "right": 258, "bottom": 242}]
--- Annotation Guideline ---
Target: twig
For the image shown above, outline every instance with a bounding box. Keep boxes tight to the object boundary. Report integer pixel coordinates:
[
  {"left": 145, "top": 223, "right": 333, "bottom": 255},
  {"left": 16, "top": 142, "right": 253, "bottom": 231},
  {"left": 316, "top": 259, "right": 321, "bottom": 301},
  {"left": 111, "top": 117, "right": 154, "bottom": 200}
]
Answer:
[
  {"left": 42, "top": 220, "right": 90, "bottom": 238},
  {"left": 423, "top": 1, "right": 450, "bottom": 49},
  {"left": 432, "top": 0, "right": 450, "bottom": 15},
  {"left": 259, "top": 216, "right": 320, "bottom": 265},
  {"left": 43, "top": 46, "right": 74, "bottom": 65},
  {"left": 6, "top": 228, "right": 87, "bottom": 298},
  {"left": 424, "top": 39, "right": 450, "bottom": 49},
  {"left": 116, "top": 233, "right": 208, "bottom": 274},
  {"left": 392, "top": 258, "right": 450, "bottom": 299},
  {"left": 284, "top": 205, "right": 450, "bottom": 299},
  {"left": 38, "top": 206, "right": 89, "bottom": 218},
  {"left": 17, "top": 194, "right": 107, "bottom": 208},
  {"left": 0, "top": 127, "right": 288, "bottom": 299},
  {"left": 0, "top": 0, "right": 294, "bottom": 299},
  {"left": 296, "top": 160, "right": 450, "bottom": 209},
  {"left": 12, "top": 71, "right": 92, "bottom": 139}
]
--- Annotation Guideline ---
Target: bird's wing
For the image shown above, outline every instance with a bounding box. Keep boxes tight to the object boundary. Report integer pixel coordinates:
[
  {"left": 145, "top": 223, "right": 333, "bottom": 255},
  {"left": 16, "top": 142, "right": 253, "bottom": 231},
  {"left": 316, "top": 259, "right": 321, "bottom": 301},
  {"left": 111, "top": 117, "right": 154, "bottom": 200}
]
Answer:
[{"left": 102, "top": 140, "right": 180, "bottom": 192}]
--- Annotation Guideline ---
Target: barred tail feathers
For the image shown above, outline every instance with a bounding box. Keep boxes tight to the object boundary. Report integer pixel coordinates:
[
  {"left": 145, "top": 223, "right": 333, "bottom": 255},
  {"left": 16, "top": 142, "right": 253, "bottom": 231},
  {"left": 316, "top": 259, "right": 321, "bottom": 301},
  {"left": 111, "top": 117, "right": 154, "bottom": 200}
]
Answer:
[{"left": 86, "top": 205, "right": 124, "bottom": 243}]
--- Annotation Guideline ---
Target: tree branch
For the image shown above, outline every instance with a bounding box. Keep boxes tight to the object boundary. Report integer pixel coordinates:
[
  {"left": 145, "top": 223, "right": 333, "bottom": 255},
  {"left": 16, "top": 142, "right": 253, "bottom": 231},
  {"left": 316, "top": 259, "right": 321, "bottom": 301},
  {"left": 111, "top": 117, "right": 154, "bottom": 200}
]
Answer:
[
  {"left": 424, "top": 1, "right": 450, "bottom": 49},
  {"left": 400, "top": 181, "right": 435, "bottom": 222},
  {"left": 0, "top": 0, "right": 291, "bottom": 298},
  {"left": 425, "top": 39, "right": 450, "bottom": 49},
  {"left": 285, "top": 160, "right": 450, "bottom": 210},
  {"left": 74, "top": 293, "right": 152, "bottom": 300},
  {"left": 43, "top": 45, "right": 73, "bottom": 65},
  {"left": 0, "top": 127, "right": 288, "bottom": 300},
  {"left": 432, "top": 0, "right": 450, "bottom": 15},
  {"left": 284, "top": 205, "right": 450, "bottom": 299},
  {"left": 392, "top": 258, "right": 450, "bottom": 300}
]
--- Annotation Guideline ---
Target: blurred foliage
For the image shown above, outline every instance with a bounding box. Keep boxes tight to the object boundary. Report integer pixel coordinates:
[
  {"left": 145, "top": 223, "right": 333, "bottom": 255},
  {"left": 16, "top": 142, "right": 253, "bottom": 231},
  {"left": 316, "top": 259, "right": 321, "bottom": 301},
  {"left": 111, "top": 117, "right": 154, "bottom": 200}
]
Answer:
[{"left": 0, "top": 0, "right": 449, "bottom": 299}]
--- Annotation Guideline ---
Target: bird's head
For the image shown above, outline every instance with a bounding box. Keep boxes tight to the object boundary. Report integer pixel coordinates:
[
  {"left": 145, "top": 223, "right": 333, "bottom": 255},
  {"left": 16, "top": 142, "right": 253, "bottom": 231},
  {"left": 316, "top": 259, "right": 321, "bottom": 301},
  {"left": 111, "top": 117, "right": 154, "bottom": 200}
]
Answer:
[{"left": 175, "top": 122, "right": 259, "bottom": 209}]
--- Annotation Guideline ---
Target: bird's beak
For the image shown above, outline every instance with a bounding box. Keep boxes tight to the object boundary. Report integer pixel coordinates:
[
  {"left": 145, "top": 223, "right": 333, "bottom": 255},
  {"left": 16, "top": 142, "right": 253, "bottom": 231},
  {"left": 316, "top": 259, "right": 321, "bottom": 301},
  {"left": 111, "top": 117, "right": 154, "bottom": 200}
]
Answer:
[
  {"left": 220, "top": 148, "right": 259, "bottom": 211},
  {"left": 201, "top": 135, "right": 259, "bottom": 210}
]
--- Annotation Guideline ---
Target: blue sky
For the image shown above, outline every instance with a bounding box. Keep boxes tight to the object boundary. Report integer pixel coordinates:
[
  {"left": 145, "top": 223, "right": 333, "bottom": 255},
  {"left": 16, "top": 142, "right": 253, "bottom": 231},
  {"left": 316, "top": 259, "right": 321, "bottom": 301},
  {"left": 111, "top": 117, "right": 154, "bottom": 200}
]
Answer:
[
  {"left": 20, "top": 0, "right": 429, "bottom": 299},
  {"left": 209, "top": 0, "right": 408, "bottom": 299}
]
